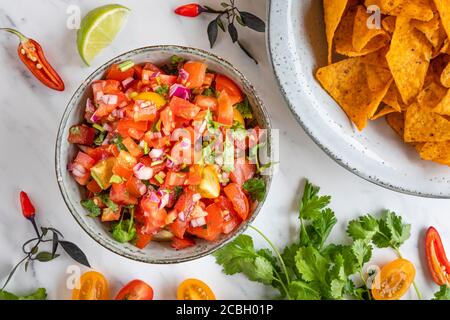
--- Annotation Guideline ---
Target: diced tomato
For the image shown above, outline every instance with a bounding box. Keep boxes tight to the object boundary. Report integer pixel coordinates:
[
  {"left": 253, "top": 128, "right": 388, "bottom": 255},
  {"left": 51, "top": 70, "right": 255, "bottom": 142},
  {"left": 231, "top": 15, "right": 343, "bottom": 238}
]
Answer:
[
  {"left": 126, "top": 176, "right": 146, "bottom": 197},
  {"left": 106, "top": 64, "right": 135, "bottom": 82},
  {"left": 133, "top": 105, "right": 157, "bottom": 122},
  {"left": 169, "top": 96, "right": 201, "bottom": 119},
  {"left": 101, "top": 206, "right": 122, "bottom": 222},
  {"left": 230, "top": 161, "right": 256, "bottom": 185},
  {"left": 183, "top": 61, "right": 207, "bottom": 89},
  {"left": 217, "top": 91, "right": 234, "bottom": 126},
  {"left": 117, "top": 120, "right": 148, "bottom": 139},
  {"left": 113, "top": 163, "right": 133, "bottom": 180},
  {"left": 171, "top": 141, "right": 193, "bottom": 166},
  {"left": 175, "top": 189, "right": 197, "bottom": 217},
  {"left": 122, "top": 137, "right": 144, "bottom": 158},
  {"left": 171, "top": 237, "right": 195, "bottom": 250},
  {"left": 74, "top": 174, "right": 90, "bottom": 186},
  {"left": 133, "top": 65, "right": 143, "bottom": 80},
  {"left": 144, "top": 133, "right": 171, "bottom": 149},
  {"left": 92, "top": 80, "right": 121, "bottom": 96},
  {"left": 188, "top": 203, "right": 224, "bottom": 241},
  {"left": 223, "top": 183, "right": 250, "bottom": 220},
  {"left": 160, "top": 107, "right": 175, "bottom": 135},
  {"left": 116, "top": 150, "right": 137, "bottom": 169},
  {"left": 74, "top": 152, "right": 96, "bottom": 169},
  {"left": 169, "top": 219, "right": 189, "bottom": 239},
  {"left": 84, "top": 146, "right": 113, "bottom": 162},
  {"left": 110, "top": 182, "right": 138, "bottom": 205},
  {"left": 186, "top": 164, "right": 203, "bottom": 185},
  {"left": 87, "top": 179, "right": 102, "bottom": 194},
  {"left": 143, "top": 63, "right": 162, "bottom": 73},
  {"left": 215, "top": 74, "right": 244, "bottom": 105},
  {"left": 223, "top": 214, "right": 241, "bottom": 234},
  {"left": 159, "top": 75, "right": 178, "bottom": 87},
  {"left": 165, "top": 172, "right": 187, "bottom": 187},
  {"left": 215, "top": 195, "right": 234, "bottom": 212},
  {"left": 68, "top": 125, "right": 96, "bottom": 146},
  {"left": 203, "top": 73, "right": 215, "bottom": 87},
  {"left": 194, "top": 95, "right": 218, "bottom": 111},
  {"left": 135, "top": 225, "right": 153, "bottom": 249}
]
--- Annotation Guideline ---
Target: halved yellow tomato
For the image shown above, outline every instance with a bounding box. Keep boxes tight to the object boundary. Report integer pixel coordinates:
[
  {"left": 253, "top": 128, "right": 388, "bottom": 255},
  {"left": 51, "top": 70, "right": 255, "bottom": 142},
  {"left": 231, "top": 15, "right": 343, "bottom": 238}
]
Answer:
[
  {"left": 372, "top": 258, "right": 416, "bottom": 300},
  {"left": 72, "top": 271, "right": 109, "bottom": 300},
  {"left": 133, "top": 92, "right": 166, "bottom": 108},
  {"left": 177, "top": 279, "right": 216, "bottom": 300}
]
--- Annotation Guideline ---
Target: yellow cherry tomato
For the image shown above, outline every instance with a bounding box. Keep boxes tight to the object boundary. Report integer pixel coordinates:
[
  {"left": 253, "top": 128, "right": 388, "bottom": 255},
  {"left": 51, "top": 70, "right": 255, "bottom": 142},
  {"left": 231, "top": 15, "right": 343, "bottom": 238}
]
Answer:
[
  {"left": 133, "top": 92, "right": 166, "bottom": 108},
  {"left": 371, "top": 258, "right": 416, "bottom": 300},
  {"left": 177, "top": 279, "right": 216, "bottom": 300},
  {"left": 72, "top": 271, "right": 109, "bottom": 300},
  {"left": 198, "top": 165, "right": 220, "bottom": 199},
  {"left": 233, "top": 108, "right": 245, "bottom": 127}
]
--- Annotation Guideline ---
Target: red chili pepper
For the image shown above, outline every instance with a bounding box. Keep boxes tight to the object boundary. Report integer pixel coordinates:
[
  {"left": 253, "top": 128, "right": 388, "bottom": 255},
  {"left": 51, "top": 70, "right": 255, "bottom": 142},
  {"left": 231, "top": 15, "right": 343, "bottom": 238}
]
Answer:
[
  {"left": 425, "top": 226, "right": 450, "bottom": 286},
  {"left": 1, "top": 28, "right": 65, "bottom": 91},
  {"left": 20, "top": 191, "right": 36, "bottom": 220},
  {"left": 174, "top": 3, "right": 205, "bottom": 17}
]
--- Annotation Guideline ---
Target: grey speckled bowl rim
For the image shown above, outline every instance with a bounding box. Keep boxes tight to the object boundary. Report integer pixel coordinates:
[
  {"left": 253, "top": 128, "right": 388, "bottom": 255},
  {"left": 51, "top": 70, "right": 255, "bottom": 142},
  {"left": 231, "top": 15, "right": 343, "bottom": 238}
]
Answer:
[
  {"left": 55, "top": 45, "right": 273, "bottom": 264},
  {"left": 267, "top": 0, "right": 448, "bottom": 199}
]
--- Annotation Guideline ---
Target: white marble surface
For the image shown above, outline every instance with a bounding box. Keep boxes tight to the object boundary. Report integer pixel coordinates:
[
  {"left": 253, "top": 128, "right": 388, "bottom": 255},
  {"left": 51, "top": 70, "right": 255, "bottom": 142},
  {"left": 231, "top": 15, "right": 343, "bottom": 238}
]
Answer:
[{"left": 0, "top": 0, "right": 449, "bottom": 300}]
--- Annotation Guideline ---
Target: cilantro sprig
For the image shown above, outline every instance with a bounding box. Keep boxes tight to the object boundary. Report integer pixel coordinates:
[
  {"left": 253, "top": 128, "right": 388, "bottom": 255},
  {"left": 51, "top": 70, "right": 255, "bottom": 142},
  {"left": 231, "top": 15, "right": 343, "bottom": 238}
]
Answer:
[{"left": 214, "top": 179, "right": 422, "bottom": 300}]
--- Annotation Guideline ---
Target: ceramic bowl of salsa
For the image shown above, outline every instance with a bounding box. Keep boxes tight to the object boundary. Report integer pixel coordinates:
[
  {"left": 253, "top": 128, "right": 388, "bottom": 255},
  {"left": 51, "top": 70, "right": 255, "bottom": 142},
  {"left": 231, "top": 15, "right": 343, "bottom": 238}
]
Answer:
[{"left": 56, "top": 45, "right": 273, "bottom": 264}]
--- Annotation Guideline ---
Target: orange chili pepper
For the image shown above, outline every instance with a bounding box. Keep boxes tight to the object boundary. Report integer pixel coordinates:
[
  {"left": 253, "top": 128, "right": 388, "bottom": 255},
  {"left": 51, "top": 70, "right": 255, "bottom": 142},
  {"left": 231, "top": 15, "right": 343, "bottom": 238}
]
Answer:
[{"left": 1, "top": 28, "right": 65, "bottom": 91}]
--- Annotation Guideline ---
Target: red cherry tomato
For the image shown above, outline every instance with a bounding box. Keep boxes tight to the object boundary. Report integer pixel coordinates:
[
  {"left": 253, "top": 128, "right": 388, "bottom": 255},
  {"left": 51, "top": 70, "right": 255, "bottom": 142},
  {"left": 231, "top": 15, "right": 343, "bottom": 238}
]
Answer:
[{"left": 115, "top": 280, "right": 154, "bottom": 300}]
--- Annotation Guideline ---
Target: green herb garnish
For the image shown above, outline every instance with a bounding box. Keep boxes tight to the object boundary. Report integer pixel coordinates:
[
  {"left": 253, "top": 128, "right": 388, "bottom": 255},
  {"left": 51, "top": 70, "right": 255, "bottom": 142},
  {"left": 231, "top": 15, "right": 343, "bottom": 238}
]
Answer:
[
  {"left": 81, "top": 199, "right": 101, "bottom": 218},
  {"left": 235, "top": 98, "right": 253, "bottom": 119},
  {"left": 118, "top": 60, "right": 135, "bottom": 72},
  {"left": 243, "top": 178, "right": 266, "bottom": 202},
  {"left": 111, "top": 207, "right": 136, "bottom": 243}
]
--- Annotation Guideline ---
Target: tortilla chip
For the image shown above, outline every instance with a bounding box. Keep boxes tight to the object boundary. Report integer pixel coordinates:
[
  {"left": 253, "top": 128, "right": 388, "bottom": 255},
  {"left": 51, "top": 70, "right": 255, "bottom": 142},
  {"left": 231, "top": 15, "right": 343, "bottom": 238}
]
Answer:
[
  {"left": 404, "top": 102, "right": 450, "bottom": 141},
  {"left": 416, "top": 81, "right": 447, "bottom": 109},
  {"left": 412, "top": 10, "right": 441, "bottom": 47},
  {"left": 383, "top": 82, "right": 407, "bottom": 111},
  {"left": 433, "top": 0, "right": 450, "bottom": 39},
  {"left": 419, "top": 141, "right": 450, "bottom": 165},
  {"left": 323, "top": 0, "right": 349, "bottom": 64},
  {"left": 433, "top": 89, "right": 450, "bottom": 114},
  {"left": 440, "top": 39, "right": 450, "bottom": 55},
  {"left": 359, "top": 47, "right": 390, "bottom": 68},
  {"left": 441, "top": 62, "right": 450, "bottom": 87},
  {"left": 371, "top": 106, "right": 398, "bottom": 120},
  {"left": 365, "top": 63, "right": 393, "bottom": 92},
  {"left": 387, "top": 17, "right": 432, "bottom": 104},
  {"left": 382, "top": 16, "right": 397, "bottom": 34},
  {"left": 353, "top": 5, "right": 390, "bottom": 52},
  {"left": 386, "top": 112, "right": 406, "bottom": 137},
  {"left": 366, "top": 0, "right": 434, "bottom": 21},
  {"left": 335, "top": 6, "right": 390, "bottom": 57},
  {"left": 316, "top": 57, "right": 392, "bottom": 130}
]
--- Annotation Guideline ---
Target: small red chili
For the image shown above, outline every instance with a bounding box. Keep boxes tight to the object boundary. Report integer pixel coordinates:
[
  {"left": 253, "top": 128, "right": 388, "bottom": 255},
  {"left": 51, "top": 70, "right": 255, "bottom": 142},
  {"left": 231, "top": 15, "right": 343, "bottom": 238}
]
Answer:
[
  {"left": 174, "top": 3, "right": 205, "bottom": 17},
  {"left": 20, "top": 191, "right": 36, "bottom": 220},
  {"left": 0, "top": 28, "right": 65, "bottom": 91}
]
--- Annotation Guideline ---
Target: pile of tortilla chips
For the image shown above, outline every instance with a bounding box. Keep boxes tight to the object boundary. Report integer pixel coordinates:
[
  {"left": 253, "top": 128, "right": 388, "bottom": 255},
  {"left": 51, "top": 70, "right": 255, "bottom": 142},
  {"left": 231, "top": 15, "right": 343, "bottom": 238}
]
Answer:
[{"left": 316, "top": 0, "right": 450, "bottom": 166}]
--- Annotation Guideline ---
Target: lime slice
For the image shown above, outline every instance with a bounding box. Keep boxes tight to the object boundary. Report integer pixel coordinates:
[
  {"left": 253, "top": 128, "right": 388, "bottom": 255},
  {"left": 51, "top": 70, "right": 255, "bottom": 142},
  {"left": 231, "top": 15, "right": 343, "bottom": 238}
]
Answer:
[{"left": 77, "top": 4, "right": 130, "bottom": 65}]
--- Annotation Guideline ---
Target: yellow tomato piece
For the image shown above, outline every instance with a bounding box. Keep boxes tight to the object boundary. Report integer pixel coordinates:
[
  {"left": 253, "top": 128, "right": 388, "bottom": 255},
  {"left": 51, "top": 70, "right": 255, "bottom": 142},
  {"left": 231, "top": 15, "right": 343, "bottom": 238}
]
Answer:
[
  {"left": 72, "top": 271, "right": 109, "bottom": 300},
  {"left": 198, "top": 165, "right": 220, "bottom": 199},
  {"left": 233, "top": 108, "right": 245, "bottom": 127},
  {"left": 90, "top": 157, "right": 115, "bottom": 190},
  {"left": 177, "top": 279, "right": 215, "bottom": 300},
  {"left": 133, "top": 92, "right": 166, "bottom": 108},
  {"left": 372, "top": 258, "right": 416, "bottom": 300}
]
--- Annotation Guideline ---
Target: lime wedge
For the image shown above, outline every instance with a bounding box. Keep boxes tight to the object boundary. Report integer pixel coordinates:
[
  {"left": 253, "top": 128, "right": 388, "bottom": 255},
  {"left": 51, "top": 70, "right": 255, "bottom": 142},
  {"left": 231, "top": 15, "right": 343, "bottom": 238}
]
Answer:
[{"left": 77, "top": 4, "right": 130, "bottom": 65}]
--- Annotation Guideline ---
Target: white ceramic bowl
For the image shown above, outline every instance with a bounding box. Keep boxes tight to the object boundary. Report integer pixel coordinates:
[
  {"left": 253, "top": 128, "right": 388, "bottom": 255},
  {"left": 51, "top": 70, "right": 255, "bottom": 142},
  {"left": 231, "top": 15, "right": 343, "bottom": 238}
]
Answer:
[
  {"left": 56, "top": 46, "right": 272, "bottom": 264},
  {"left": 268, "top": 0, "right": 450, "bottom": 198}
]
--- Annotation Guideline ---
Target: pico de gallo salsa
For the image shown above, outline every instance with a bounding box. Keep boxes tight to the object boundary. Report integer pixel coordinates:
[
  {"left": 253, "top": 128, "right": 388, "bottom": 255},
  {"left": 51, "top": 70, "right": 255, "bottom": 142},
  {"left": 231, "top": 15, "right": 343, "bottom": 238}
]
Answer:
[{"left": 67, "top": 56, "right": 268, "bottom": 250}]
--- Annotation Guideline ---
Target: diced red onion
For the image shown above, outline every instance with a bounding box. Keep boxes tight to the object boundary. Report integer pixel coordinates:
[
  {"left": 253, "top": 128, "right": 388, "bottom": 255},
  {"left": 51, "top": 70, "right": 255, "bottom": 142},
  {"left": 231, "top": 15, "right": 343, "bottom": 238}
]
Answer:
[
  {"left": 119, "top": 101, "right": 128, "bottom": 108},
  {"left": 151, "top": 71, "right": 161, "bottom": 79},
  {"left": 192, "top": 193, "right": 201, "bottom": 203},
  {"left": 157, "top": 190, "right": 170, "bottom": 209},
  {"left": 179, "top": 68, "right": 189, "bottom": 81},
  {"left": 90, "top": 113, "right": 101, "bottom": 123},
  {"left": 149, "top": 191, "right": 159, "bottom": 203},
  {"left": 147, "top": 132, "right": 162, "bottom": 140},
  {"left": 111, "top": 108, "right": 126, "bottom": 119},
  {"left": 198, "top": 120, "right": 207, "bottom": 134},
  {"left": 138, "top": 184, "right": 147, "bottom": 196},
  {"left": 133, "top": 163, "right": 154, "bottom": 180},
  {"left": 179, "top": 138, "right": 191, "bottom": 149},
  {"left": 101, "top": 94, "right": 118, "bottom": 105},
  {"left": 122, "top": 77, "right": 135, "bottom": 90},
  {"left": 85, "top": 98, "right": 95, "bottom": 113},
  {"left": 178, "top": 211, "right": 186, "bottom": 222},
  {"left": 169, "top": 84, "right": 191, "bottom": 100},
  {"left": 71, "top": 164, "right": 86, "bottom": 177},
  {"left": 95, "top": 91, "right": 104, "bottom": 102},
  {"left": 190, "top": 217, "right": 206, "bottom": 228},
  {"left": 149, "top": 148, "right": 164, "bottom": 160},
  {"left": 103, "top": 123, "right": 113, "bottom": 132},
  {"left": 102, "top": 134, "right": 111, "bottom": 146}
]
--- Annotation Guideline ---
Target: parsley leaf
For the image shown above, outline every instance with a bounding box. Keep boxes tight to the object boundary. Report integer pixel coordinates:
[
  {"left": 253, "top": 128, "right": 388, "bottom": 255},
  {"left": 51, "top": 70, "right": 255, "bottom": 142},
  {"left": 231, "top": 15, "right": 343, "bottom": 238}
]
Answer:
[
  {"left": 81, "top": 199, "right": 101, "bottom": 217},
  {"left": 94, "top": 131, "right": 106, "bottom": 146},
  {"left": 99, "top": 193, "right": 118, "bottom": 212},
  {"left": 155, "top": 84, "right": 169, "bottom": 97},
  {"left": 111, "top": 135, "right": 128, "bottom": 152},
  {"left": 202, "top": 87, "right": 215, "bottom": 97},
  {"left": 112, "top": 219, "right": 137, "bottom": 243},
  {"left": 351, "top": 240, "right": 372, "bottom": 269},
  {"left": 171, "top": 55, "right": 185, "bottom": 65},
  {"left": 433, "top": 285, "right": 450, "bottom": 300},
  {"left": 288, "top": 280, "right": 321, "bottom": 300},
  {"left": 347, "top": 215, "right": 379, "bottom": 242},
  {"left": 214, "top": 235, "right": 257, "bottom": 275},
  {"left": 295, "top": 246, "right": 328, "bottom": 284},
  {"left": 235, "top": 97, "right": 253, "bottom": 119},
  {"left": 299, "top": 180, "right": 331, "bottom": 221},
  {"left": 373, "top": 210, "right": 411, "bottom": 250},
  {"left": 243, "top": 178, "right": 266, "bottom": 202}
]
